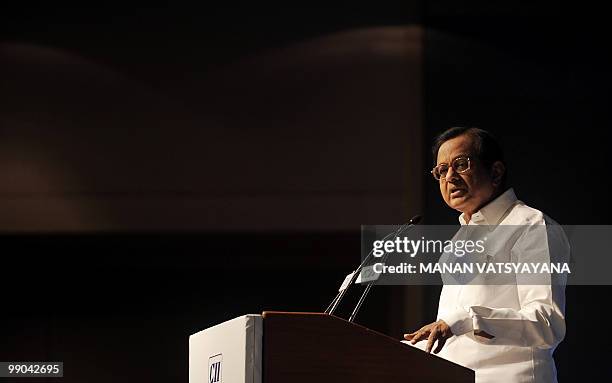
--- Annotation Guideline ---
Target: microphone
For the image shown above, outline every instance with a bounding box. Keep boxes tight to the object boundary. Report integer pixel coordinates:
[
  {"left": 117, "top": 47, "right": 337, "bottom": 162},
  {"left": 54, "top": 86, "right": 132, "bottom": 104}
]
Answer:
[{"left": 324, "top": 215, "right": 422, "bottom": 318}]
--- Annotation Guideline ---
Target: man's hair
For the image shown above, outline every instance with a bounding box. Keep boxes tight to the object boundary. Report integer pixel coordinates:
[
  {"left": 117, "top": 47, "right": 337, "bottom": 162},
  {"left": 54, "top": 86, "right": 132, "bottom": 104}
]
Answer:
[{"left": 432, "top": 126, "right": 508, "bottom": 187}]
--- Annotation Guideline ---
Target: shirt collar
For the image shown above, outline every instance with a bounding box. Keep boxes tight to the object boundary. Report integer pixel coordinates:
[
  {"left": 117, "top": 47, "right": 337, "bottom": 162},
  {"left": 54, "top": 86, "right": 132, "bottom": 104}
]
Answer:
[{"left": 458, "top": 188, "right": 518, "bottom": 226}]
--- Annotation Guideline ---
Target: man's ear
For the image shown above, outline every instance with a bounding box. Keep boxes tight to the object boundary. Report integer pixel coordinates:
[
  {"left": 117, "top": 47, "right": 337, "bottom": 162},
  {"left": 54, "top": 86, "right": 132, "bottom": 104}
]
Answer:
[{"left": 491, "top": 161, "right": 506, "bottom": 187}]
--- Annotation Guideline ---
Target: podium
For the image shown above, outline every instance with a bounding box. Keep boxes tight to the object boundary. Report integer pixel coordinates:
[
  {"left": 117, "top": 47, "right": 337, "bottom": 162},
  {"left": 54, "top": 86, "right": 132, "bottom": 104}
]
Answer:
[{"left": 190, "top": 311, "right": 474, "bottom": 383}]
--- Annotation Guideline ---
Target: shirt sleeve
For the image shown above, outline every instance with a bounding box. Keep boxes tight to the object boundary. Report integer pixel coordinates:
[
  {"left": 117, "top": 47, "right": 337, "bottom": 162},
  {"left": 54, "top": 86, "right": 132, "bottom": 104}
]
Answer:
[{"left": 439, "top": 219, "right": 568, "bottom": 349}]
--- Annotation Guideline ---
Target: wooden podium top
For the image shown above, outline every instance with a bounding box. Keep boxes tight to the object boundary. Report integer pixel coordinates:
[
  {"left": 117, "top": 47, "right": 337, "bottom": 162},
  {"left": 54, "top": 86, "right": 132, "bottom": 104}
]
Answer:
[{"left": 261, "top": 311, "right": 474, "bottom": 383}]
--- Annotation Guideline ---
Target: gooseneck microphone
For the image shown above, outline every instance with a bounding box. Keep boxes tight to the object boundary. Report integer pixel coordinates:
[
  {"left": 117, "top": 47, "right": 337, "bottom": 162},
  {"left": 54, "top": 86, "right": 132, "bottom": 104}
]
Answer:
[{"left": 324, "top": 215, "right": 422, "bottom": 320}]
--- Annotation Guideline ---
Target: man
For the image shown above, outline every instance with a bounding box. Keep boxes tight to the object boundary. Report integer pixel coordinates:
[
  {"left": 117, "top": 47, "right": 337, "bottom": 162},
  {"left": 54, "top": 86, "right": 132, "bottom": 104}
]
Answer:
[{"left": 404, "top": 127, "right": 567, "bottom": 382}]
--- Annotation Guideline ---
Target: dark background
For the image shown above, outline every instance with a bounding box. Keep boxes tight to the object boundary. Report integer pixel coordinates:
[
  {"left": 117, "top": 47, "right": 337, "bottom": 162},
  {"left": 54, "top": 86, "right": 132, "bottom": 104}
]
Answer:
[{"left": 1, "top": 3, "right": 611, "bottom": 382}]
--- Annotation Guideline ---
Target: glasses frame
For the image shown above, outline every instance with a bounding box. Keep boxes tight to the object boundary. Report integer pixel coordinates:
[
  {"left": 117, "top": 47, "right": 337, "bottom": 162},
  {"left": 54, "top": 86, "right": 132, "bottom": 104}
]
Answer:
[{"left": 431, "top": 156, "right": 472, "bottom": 181}]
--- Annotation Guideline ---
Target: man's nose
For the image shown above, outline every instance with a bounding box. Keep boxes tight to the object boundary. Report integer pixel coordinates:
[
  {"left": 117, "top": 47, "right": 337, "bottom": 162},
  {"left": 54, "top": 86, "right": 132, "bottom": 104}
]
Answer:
[{"left": 444, "top": 166, "right": 460, "bottom": 182}]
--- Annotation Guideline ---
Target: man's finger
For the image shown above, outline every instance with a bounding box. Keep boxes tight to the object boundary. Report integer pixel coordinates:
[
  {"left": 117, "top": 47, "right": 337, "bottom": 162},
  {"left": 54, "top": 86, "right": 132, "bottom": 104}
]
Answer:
[
  {"left": 409, "top": 331, "right": 421, "bottom": 344},
  {"left": 425, "top": 328, "right": 439, "bottom": 353},
  {"left": 410, "top": 331, "right": 426, "bottom": 344},
  {"left": 433, "top": 336, "right": 447, "bottom": 354}
]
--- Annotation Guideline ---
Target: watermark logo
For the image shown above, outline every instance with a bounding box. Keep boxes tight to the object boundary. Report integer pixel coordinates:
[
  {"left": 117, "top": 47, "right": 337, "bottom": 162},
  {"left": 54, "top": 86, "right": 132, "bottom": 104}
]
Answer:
[
  {"left": 372, "top": 237, "right": 486, "bottom": 258},
  {"left": 361, "top": 224, "right": 577, "bottom": 285}
]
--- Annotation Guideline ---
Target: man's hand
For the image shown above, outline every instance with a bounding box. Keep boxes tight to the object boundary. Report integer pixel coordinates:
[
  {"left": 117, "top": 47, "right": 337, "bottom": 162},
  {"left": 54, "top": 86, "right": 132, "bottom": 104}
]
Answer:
[{"left": 404, "top": 320, "right": 453, "bottom": 354}]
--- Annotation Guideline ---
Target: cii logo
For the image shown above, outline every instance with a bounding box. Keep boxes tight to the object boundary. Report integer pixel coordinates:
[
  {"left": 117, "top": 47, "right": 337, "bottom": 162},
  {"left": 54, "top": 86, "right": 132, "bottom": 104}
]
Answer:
[{"left": 208, "top": 354, "right": 222, "bottom": 383}]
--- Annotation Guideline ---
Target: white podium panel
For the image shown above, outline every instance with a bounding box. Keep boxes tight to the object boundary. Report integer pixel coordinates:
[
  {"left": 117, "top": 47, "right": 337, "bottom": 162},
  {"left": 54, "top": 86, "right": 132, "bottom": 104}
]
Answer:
[{"left": 189, "top": 315, "right": 262, "bottom": 383}]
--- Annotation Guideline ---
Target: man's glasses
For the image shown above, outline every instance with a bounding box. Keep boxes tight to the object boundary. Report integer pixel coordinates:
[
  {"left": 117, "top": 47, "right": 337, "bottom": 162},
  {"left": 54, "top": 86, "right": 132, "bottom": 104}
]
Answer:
[{"left": 431, "top": 156, "right": 472, "bottom": 180}]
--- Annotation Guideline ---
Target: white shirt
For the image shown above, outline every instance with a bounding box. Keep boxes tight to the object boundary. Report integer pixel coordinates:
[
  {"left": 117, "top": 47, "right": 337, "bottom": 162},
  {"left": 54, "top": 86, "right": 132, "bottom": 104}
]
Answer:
[{"left": 434, "top": 188, "right": 567, "bottom": 383}]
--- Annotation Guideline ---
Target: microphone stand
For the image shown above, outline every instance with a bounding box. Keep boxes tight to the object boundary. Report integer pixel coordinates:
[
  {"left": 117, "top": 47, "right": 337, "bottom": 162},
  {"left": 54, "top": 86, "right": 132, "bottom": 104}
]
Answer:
[
  {"left": 348, "top": 245, "right": 395, "bottom": 322},
  {"left": 324, "top": 215, "right": 421, "bottom": 317}
]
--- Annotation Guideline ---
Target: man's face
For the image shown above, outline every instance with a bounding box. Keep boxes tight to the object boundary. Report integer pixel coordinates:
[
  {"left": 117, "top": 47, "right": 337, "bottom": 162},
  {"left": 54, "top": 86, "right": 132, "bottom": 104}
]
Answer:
[{"left": 436, "top": 134, "right": 497, "bottom": 215}]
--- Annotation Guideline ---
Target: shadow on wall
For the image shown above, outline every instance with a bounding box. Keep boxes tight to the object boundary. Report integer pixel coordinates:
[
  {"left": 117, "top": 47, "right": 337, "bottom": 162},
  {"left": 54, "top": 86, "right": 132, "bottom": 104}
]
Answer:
[{"left": 0, "top": 25, "right": 423, "bottom": 232}]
